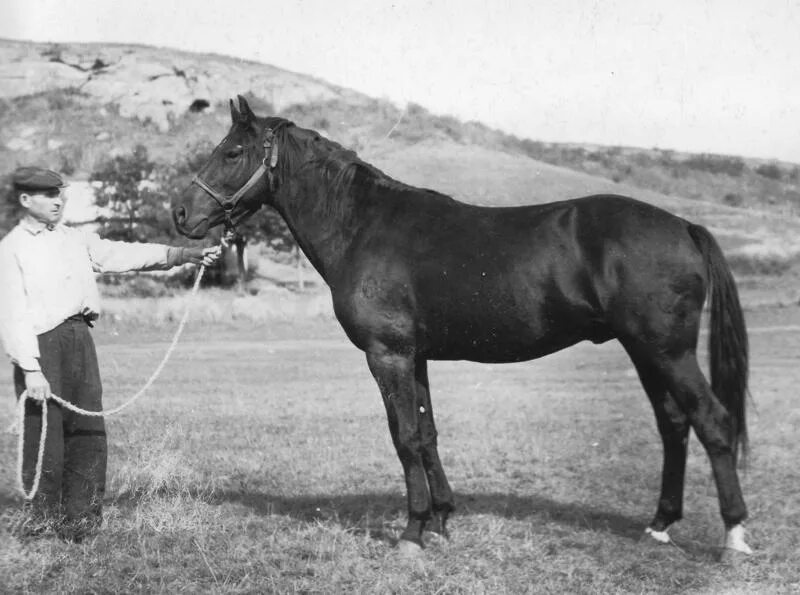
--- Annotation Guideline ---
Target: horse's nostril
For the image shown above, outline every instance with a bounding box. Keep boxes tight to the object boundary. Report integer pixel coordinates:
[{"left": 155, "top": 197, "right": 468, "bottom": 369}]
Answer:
[{"left": 173, "top": 206, "right": 187, "bottom": 225}]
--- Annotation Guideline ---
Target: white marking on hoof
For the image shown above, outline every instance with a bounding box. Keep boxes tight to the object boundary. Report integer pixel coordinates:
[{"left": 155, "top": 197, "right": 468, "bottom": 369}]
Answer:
[
  {"left": 724, "top": 524, "right": 753, "bottom": 555},
  {"left": 396, "top": 539, "right": 424, "bottom": 558},
  {"left": 644, "top": 527, "right": 671, "bottom": 544}
]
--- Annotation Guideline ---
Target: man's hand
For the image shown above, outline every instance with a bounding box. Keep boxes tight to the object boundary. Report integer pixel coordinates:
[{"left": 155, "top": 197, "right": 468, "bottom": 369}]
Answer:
[
  {"left": 182, "top": 246, "right": 223, "bottom": 267},
  {"left": 24, "top": 370, "right": 50, "bottom": 402},
  {"left": 81, "top": 306, "right": 99, "bottom": 327}
]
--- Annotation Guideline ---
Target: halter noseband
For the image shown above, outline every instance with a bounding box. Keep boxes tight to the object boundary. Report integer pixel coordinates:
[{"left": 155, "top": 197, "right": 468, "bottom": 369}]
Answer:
[{"left": 191, "top": 127, "right": 280, "bottom": 231}]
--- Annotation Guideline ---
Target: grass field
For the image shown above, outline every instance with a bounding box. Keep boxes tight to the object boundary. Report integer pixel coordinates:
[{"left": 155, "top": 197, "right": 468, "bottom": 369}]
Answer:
[{"left": 1, "top": 305, "right": 799, "bottom": 593}]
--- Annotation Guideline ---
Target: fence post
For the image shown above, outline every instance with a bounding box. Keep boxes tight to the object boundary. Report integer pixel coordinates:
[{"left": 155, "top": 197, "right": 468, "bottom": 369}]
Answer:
[{"left": 295, "top": 245, "right": 305, "bottom": 291}]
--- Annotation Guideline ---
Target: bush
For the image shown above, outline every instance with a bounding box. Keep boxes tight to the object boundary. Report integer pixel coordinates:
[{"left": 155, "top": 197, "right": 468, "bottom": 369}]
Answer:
[
  {"left": 727, "top": 250, "right": 794, "bottom": 276},
  {"left": 755, "top": 163, "right": 783, "bottom": 181},
  {"left": 683, "top": 154, "right": 745, "bottom": 177},
  {"left": 45, "top": 87, "right": 85, "bottom": 111},
  {"left": 723, "top": 192, "right": 745, "bottom": 207}
]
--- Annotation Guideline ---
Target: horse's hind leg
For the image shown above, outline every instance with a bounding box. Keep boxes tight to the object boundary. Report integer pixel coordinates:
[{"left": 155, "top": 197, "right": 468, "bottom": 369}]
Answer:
[
  {"left": 415, "top": 358, "right": 454, "bottom": 538},
  {"left": 645, "top": 349, "right": 750, "bottom": 552},
  {"left": 624, "top": 345, "right": 690, "bottom": 542}
]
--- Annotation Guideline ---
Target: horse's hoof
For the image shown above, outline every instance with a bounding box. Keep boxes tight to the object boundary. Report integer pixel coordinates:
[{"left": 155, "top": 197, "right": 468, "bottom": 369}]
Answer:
[
  {"left": 643, "top": 527, "right": 671, "bottom": 544},
  {"left": 723, "top": 524, "right": 753, "bottom": 556},
  {"left": 396, "top": 539, "right": 424, "bottom": 558}
]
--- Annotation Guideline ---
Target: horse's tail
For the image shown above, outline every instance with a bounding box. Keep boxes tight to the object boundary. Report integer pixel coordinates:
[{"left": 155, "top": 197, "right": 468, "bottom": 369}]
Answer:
[{"left": 688, "top": 223, "right": 749, "bottom": 464}]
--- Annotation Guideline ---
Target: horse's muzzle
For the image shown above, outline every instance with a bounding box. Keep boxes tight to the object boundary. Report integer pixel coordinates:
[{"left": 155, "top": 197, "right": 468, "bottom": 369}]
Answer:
[{"left": 172, "top": 206, "right": 210, "bottom": 239}]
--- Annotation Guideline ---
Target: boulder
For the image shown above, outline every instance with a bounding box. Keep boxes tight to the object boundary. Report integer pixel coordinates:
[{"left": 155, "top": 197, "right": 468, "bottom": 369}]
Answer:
[{"left": 0, "top": 60, "right": 87, "bottom": 98}]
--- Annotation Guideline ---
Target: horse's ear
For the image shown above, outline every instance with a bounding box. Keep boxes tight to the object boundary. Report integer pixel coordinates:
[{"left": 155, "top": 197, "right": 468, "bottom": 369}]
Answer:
[
  {"left": 229, "top": 98, "right": 240, "bottom": 123},
  {"left": 237, "top": 94, "right": 256, "bottom": 122}
]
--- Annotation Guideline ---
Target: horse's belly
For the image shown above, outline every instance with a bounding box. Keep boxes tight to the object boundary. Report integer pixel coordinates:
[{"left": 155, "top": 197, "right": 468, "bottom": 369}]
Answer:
[{"left": 420, "top": 313, "right": 606, "bottom": 363}]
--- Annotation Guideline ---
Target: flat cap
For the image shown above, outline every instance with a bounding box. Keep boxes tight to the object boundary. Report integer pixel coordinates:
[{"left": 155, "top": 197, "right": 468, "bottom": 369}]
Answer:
[{"left": 12, "top": 166, "right": 67, "bottom": 191}]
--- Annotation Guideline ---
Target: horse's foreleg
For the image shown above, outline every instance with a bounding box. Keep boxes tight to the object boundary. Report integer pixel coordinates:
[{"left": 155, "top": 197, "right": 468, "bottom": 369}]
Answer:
[
  {"left": 415, "top": 357, "right": 454, "bottom": 539},
  {"left": 366, "top": 351, "right": 430, "bottom": 549}
]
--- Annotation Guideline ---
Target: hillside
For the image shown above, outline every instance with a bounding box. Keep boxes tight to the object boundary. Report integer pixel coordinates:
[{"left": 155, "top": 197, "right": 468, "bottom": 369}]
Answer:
[
  {"left": 2, "top": 39, "right": 799, "bottom": 200},
  {"left": 2, "top": 38, "right": 800, "bottom": 293}
]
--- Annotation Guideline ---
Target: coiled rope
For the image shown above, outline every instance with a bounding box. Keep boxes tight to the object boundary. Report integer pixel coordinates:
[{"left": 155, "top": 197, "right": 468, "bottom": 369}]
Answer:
[{"left": 15, "top": 264, "right": 206, "bottom": 500}]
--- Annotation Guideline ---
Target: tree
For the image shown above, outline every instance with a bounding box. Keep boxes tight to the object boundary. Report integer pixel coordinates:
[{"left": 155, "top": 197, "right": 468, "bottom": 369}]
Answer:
[
  {"left": 0, "top": 174, "right": 21, "bottom": 237},
  {"left": 91, "top": 144, "right": 177, "bottom": 243}
]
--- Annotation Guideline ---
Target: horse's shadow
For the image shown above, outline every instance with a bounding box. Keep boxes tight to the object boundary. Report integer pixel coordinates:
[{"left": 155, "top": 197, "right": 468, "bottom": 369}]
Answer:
[
  {"left": 209, "top": 489, "right": 719, "bottom": 560},
  {"left": 214, "top": 489, "right": 641, "bottom": 542}
]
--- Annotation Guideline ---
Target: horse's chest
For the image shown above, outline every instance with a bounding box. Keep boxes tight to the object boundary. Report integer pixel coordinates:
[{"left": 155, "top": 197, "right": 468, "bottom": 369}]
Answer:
[{"left": 331, "top": 274, "right": 416, "bottom": 344}]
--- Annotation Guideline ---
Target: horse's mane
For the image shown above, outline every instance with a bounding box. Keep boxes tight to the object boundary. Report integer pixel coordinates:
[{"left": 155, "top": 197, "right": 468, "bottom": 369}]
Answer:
[{"left": 267, "top": 116, "right": 425, "bottom": 201}]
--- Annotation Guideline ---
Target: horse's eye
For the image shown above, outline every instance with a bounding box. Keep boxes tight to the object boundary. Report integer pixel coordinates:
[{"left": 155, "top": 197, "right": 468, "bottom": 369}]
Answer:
[{"left": 226, "top": 146, "right": 243, "bottom": 159}]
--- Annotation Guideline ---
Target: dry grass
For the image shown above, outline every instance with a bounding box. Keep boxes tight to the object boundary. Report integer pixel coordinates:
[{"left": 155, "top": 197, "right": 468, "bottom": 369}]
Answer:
[
  {"left": 1, "top": 307, "right": 799, "bottom": 592},
  {"left": 97, "top": 286, "right": 334, "bottom": 328}
]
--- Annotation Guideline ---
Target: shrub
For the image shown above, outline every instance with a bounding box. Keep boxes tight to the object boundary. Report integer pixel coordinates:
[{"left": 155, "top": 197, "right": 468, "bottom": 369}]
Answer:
[
  {"left": 683, "top": 154, "right": 745, "bottom": 177},
  {"left": 755, "top": 163, "right": 783, "bottom": 181},
  {"left": 727, "top": 249, "right": 795, "bottom": 276},
  {"left": 312, "top": 116, "right": 330, "bottom": 130},
  {"left": 723, "top": 192, "right": 745, "bottom": 207},
  {"left": 45, "top": 87, "right": 85, "bottom": 111}
]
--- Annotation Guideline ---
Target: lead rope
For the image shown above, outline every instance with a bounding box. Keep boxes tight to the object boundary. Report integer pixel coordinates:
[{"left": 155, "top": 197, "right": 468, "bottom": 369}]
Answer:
[{"left": 15, "top": 263, "right": 207, "bottom": 500}]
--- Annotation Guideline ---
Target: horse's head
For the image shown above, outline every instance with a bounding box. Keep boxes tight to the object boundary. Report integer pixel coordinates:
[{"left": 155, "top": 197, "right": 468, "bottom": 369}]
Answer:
[{"left": 173, "top": 95, "right": 282, "bottom": 239}]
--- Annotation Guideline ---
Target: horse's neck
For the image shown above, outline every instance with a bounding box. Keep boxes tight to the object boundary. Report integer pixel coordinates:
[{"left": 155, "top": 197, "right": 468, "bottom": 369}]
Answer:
[{"left": 273, "top": 169, "right": 362, "bottom": 284}]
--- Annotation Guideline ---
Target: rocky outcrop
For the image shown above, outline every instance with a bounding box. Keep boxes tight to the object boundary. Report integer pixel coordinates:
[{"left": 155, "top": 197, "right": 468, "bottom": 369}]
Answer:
[{"left": 0, "top": 41, "right": 368, "bottom": 132}]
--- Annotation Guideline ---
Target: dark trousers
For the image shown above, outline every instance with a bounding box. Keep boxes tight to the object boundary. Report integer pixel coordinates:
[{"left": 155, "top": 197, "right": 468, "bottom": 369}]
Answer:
[{"left": 14, "top": 316, "right": 106, "bottom": 527}]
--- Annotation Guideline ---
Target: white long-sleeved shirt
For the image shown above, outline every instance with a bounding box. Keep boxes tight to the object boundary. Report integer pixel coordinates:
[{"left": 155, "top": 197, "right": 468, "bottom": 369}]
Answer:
[{"left": 0, "top": 219, "right": 176, "bottom": 371}]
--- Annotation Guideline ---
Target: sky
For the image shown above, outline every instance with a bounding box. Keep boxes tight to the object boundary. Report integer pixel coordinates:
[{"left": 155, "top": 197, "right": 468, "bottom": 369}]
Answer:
[{"left": 3, "top": 0, "right": 800, "bottom": 162}]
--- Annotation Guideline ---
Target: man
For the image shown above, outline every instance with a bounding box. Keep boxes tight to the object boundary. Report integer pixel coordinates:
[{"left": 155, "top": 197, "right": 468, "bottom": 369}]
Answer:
[{"left": 0, "top": 166, "right": 221, "bottom": 542}]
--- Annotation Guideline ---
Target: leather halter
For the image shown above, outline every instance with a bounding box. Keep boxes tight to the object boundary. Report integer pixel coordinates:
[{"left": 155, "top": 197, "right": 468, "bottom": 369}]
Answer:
[{"left": 191, "top": 128, "right": 279, "bottom": 230}]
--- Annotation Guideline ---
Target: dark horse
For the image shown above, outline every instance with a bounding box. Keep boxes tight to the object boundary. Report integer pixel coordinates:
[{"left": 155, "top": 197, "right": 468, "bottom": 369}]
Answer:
[{"left": 174, "top": 96, "right": 752, "bottom": 556}]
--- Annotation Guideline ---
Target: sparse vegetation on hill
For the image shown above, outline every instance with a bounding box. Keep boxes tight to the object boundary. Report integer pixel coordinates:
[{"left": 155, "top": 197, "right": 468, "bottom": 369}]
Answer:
[{"left": 513, "top": 143, "right": 800, "bottom": 214}]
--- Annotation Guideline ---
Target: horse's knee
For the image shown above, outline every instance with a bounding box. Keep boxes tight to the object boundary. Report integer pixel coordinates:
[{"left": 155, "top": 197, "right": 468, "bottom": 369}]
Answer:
[
  {"left": 395, "top": 423, "right": 423, "bottom": 460},
  {"left": 419, "top": 421, "right": 438, "bottom": 446}
]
